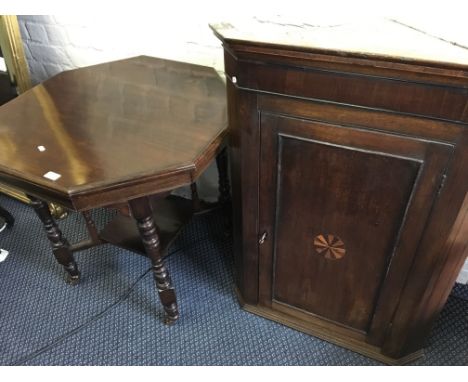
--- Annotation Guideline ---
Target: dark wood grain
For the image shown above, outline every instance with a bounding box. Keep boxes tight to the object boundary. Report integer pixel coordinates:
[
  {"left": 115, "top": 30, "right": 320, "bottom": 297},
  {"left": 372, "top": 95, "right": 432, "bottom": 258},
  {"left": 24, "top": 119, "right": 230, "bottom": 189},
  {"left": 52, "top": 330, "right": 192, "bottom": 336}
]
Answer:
[
  {"left": 28, "top": 195, "right": 80, "bottom": 285},
  {"left": 100, "top": 195, "right": 193, "bottom": 256},
  {"left": 0, "top": 56, "right": 227, "bottom": 210},
  {"left": 379, "top": 132, "right": 468, "bottom": 357},
  {"left": 226, "top": 57, "right": 468, "bottom": 123},
  {"left": 259, "top": 111, "right": 452, "bottom": 333},
  {"left": 216, "top": 147, "right": 230, "bottom": 207},
  {"left": 213, "top": 21, "right": 468, "bottom": 364},
  {"left": 399, "top": 191, "right": 468, "bottom": 354},
  {"left": 0, "top": 56, "right": 228, "bottom": 325},
  {"left": 129, "top": 196, "right": 179, "bottom": 324},
  {"left": 226, "top": 80, "right": 260, "bottom": 304}
]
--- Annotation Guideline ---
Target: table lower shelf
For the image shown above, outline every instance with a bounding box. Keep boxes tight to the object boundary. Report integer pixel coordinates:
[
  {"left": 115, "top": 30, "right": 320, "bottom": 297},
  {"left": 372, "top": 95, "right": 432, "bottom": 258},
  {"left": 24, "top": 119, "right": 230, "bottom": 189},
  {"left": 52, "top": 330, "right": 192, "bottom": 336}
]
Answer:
[{"left": 99, "top": 195, "right": 193, "bottom": 257}]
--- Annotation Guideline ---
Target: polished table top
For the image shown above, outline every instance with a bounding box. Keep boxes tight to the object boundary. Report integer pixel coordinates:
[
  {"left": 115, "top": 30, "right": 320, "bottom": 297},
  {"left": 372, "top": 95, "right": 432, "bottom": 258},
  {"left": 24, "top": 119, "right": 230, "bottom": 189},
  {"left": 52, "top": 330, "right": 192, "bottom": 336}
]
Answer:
[{"left": 0, "top": 56, "right": 228, "bottom": 210}]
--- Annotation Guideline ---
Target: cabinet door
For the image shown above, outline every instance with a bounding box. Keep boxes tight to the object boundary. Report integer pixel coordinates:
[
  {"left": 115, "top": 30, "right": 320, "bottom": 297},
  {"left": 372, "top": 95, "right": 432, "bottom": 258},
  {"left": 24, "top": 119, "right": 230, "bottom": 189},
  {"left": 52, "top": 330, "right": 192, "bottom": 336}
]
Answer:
[{"left": 258, "top": 111, "right": 453, "bottom": 337}]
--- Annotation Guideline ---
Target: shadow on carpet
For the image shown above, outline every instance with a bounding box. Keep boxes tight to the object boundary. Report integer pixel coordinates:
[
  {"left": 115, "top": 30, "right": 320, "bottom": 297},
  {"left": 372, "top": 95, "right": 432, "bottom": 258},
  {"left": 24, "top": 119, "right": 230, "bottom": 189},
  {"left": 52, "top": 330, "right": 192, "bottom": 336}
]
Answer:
[{"left": 0, "top": 195, "right": 467, "bottom": 365}]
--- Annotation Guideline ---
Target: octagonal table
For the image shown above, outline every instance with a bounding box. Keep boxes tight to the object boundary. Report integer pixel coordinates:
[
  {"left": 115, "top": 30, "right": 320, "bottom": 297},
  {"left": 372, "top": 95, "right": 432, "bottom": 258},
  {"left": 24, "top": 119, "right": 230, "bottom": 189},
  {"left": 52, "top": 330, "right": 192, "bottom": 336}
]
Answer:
[{"left": 0, "top": 56, "right": 228, "bottom": 324}]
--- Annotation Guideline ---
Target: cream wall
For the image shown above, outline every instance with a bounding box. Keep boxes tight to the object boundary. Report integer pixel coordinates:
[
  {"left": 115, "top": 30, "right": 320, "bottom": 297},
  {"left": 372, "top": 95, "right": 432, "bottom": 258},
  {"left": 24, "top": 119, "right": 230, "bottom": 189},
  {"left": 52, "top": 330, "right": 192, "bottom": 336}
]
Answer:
[{"left": 18, "top": 1, "right": 468, "bottom": 84}]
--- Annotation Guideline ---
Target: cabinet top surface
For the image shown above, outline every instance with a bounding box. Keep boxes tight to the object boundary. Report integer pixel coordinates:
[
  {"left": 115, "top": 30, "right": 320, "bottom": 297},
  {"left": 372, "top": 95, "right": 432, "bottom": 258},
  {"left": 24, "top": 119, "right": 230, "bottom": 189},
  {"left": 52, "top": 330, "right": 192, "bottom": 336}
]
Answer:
[
  {"left": 211, "top": 18, "right": 468, "bottom": 68},
  {"left": 0, "top": 56, "right": 227, "bottom": 196}
]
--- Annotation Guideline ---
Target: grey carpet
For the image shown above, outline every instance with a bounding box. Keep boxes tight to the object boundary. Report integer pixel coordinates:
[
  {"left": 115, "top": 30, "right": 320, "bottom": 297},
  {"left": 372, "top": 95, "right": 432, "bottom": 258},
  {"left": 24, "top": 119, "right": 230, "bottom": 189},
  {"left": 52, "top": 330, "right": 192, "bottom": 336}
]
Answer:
[{"left": 0, "top": 195, "right": 467, "bottom": 365}]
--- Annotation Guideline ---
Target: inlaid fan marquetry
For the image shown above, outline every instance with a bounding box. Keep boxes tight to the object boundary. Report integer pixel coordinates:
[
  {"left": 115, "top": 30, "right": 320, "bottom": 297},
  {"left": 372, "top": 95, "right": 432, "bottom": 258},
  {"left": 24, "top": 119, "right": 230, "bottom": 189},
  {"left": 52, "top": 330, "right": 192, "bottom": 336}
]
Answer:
[{"left": 313, "top": 234, "right": 346, "bottom": 260}]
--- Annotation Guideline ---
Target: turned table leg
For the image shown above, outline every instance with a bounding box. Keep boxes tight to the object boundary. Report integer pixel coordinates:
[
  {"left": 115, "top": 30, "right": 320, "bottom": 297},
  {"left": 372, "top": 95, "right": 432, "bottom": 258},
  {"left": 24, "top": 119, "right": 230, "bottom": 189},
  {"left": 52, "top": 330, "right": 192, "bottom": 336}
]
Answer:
[
  {"left": 216, "top": 147, "right": 231, "bottom": 233},
  {"left": 28, "top": 196, "right": 80, "bottom": 285},
  {"left": 216, "top": 147, "right": 230, "bottom": 206},
  {"left": 128, "top": 196, "right": 179, "bottom": 324},
  {"left": 190, "top": 182, "right": 202, "bottom": 212}
]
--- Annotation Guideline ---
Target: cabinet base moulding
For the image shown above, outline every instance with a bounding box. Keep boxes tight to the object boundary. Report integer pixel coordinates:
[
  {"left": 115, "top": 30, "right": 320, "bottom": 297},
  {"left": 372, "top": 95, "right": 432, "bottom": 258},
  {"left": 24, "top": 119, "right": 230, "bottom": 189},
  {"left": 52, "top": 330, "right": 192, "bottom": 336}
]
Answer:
[{"left": 235, "top": 289, "right": 423, "bottom": 366}]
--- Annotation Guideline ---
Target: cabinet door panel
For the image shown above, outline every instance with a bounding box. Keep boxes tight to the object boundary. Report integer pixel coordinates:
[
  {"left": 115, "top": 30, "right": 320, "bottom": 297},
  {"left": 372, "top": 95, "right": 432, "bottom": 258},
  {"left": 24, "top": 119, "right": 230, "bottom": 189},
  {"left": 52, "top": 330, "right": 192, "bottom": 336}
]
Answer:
[{"left": 258, "top": 112, "right": 453, "bottom": 334}]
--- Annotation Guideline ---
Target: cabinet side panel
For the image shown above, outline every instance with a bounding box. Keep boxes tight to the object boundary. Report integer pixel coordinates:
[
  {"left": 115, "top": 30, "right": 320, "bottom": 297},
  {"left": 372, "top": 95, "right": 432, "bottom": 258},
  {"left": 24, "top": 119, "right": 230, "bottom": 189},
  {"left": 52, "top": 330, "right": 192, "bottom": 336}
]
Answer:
[
  {"left": 226, "top": 77, "right": 244, "bottom": 294},
  {"left": 403, "top": 192, "right": 468, "bottom": 354},
  {"left": 226, "top": 69, "right": 260, "bottom": 303},
  {"left": 382, "top": 133, "right": 468, "bottom": 357}
]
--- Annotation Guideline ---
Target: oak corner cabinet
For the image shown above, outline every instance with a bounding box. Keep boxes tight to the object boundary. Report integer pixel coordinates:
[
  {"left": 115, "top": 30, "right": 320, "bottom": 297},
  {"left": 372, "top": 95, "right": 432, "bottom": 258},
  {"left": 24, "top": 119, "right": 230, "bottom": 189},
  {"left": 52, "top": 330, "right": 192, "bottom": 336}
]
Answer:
[{"left": 211, "top": 19, "right": 468, "bottom": 364}]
